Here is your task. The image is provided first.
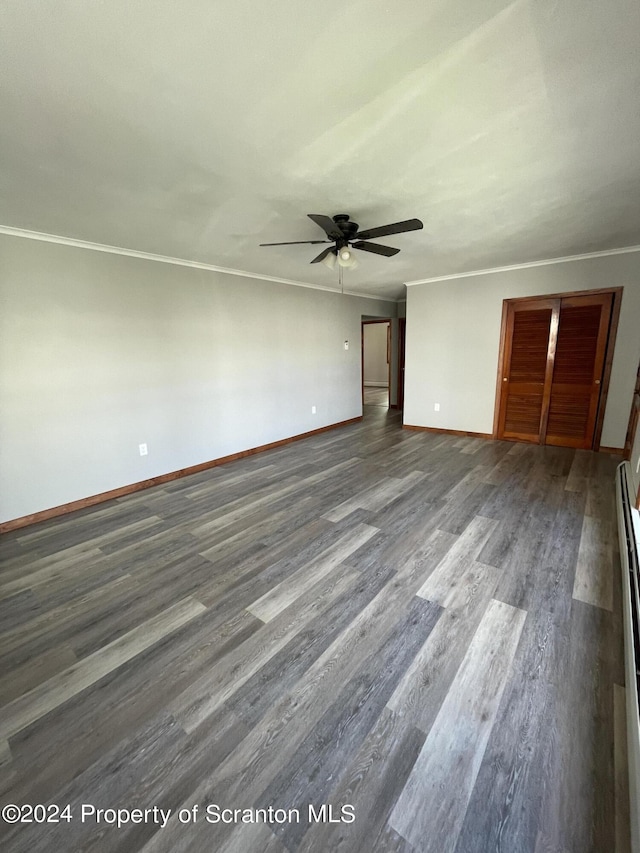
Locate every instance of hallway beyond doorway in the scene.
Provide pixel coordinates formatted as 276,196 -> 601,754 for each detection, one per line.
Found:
364,384 -> 389,407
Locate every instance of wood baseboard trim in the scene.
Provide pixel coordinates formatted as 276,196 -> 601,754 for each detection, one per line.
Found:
402,428 -> 624,456
402,424 -> 493,440
0,417 -> 363,534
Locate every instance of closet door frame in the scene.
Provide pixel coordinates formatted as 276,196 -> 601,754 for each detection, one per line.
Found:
492,287 -> 622,450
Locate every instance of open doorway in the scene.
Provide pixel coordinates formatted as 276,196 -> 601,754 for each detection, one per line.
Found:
362,320 -> 391,408
397,317 -> 406,410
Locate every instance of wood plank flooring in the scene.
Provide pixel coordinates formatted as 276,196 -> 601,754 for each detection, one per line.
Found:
363,385 -> 389,407
0,407 -> 629,853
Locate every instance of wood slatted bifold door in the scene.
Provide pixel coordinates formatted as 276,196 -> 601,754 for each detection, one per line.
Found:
497,299 -> 558,443
545,293 -> 612,448
497,291 -> 614,449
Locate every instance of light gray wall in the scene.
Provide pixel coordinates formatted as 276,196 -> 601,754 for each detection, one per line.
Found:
0,235 -> 395,523
363,322 -> 389,385
404,251 -> 640,448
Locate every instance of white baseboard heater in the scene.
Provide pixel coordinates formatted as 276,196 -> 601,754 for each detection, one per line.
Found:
616,461 -> 640,852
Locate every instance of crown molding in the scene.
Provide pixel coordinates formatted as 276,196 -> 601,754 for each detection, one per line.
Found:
404,243 -> 640,286
0,224 -> 396,303
341,287 -> 400,302
1,224 -> 634,302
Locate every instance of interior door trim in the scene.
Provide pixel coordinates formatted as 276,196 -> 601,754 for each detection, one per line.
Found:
492,287 -> 623,450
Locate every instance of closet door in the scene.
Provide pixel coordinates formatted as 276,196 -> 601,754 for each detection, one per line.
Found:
545,293 -> 613,448
497,298 -> 559,443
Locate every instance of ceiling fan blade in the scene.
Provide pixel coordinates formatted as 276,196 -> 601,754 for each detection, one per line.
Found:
307,214 -> 343,240
259,240 -> 330,246
352,241 -> 400,257
310,247 -> 335,264
355,218 -> 423,241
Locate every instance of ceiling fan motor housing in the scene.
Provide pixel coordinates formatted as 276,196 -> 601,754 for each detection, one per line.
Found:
333,214 -> 359,246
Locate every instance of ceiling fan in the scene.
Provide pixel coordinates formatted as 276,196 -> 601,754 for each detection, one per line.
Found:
259,214 -> 423,268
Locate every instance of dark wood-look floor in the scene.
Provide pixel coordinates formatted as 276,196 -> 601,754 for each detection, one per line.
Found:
0,407 -> 630,853
363,385 -> 389,407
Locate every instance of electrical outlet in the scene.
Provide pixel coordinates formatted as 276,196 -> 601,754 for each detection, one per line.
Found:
311,406 -> 317,415
139,443 -> 148,456
344,340 -> 349,350
434,403 -> 440,412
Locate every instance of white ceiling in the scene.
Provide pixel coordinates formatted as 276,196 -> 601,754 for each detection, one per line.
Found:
1,0 -> 639,300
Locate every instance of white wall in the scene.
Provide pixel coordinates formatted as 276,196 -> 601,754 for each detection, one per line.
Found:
0,235 -> 395,523
404,251 -> 640,447
363,322 -> 389,386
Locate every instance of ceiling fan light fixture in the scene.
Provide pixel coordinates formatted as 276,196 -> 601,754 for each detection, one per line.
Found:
337,247 -> 357,268
322,250 -> 337,269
